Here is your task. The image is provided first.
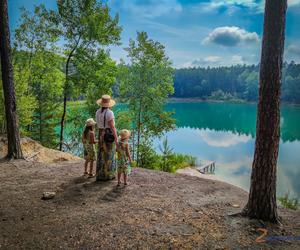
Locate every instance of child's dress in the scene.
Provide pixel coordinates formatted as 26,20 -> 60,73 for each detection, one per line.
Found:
83,131 -> 96,161
116,139 -> 131,174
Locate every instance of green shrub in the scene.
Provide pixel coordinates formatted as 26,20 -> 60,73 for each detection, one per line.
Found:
138,137 -> 196,173
279,193 -> 299,210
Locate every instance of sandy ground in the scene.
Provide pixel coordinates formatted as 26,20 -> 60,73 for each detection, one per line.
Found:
176,167 -> 219,180
0,159 -> 300,250
0,136 -> 81,163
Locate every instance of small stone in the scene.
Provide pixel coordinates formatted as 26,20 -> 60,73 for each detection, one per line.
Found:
231,204 -> 240,208
42,191 -> 56,200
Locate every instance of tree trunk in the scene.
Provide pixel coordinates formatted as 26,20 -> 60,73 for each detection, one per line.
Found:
0,0 -> 23,159
59,52 -> 72,151
242,0 -> 287,223
136,99 -> 142,167
59,42 -> 79,151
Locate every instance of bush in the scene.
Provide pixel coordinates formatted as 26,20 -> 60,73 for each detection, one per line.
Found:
279,193 -> 299,210
138,137 -> 196,173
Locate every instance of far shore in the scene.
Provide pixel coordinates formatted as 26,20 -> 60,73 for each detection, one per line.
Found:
167,97 -> 300,107
69,98 -> 300,107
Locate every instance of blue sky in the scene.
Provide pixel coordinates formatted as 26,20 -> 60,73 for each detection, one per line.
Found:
8,0 -> 300,68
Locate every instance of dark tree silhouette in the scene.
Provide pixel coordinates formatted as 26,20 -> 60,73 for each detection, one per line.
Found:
0,0 -> 23,159
242,0 -> 287,222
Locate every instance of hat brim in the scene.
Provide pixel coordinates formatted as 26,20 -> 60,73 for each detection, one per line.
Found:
86,122 -> 96,126
120,131 -> 131,139
96,99 -> 116,107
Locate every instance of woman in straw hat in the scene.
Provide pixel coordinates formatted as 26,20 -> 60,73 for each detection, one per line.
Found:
82,118 -> 98,177
116,129 -> 133,186
95,95 -> 118,181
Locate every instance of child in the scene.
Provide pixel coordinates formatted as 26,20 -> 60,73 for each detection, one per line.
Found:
116,129 -> 132,186
82,118 -> 98,177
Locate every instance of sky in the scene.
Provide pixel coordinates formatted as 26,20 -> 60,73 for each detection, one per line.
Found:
8,0 -> 300,68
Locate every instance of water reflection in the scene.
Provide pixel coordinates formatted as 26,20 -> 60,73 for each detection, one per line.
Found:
156,127 -> 300,198
166,102 -> 300,142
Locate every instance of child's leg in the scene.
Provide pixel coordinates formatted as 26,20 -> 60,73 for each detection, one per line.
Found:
89,161 -> 94,175
123,172 -> 127,185
117,172 -> 121,185
84,160 -> 88,174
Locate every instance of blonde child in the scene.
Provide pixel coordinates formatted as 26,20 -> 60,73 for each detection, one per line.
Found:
82,118 -> 98,177
116,129 -> 132,186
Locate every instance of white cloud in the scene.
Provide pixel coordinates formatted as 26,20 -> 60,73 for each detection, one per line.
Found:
285,43 -> 300,63
287,44 -> 300,56
196,0 -> 300,13
198,129 -> 251,147
189,56 -> 222,66
203,26 -> 259,47
183,54 -> 248,67
289,0 -> 300,6
231,55 -> 245,64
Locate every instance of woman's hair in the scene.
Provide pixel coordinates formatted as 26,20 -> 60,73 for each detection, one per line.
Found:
83,125 -> 93,140
101,107 -> 108,113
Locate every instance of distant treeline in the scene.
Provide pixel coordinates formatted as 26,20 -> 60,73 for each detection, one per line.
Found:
173,62 -> 300,103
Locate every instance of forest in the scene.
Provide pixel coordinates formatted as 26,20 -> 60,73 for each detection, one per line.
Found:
173,62 -> 300,103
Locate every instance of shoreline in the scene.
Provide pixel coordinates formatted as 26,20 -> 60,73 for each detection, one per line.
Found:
167,97 -> 300,107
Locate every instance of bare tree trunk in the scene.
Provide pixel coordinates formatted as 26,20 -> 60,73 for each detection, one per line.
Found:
59,40 -> 79,151
59,51 -> 72,151
0,0 -> 23,159
136,99 -> 142,166
242,0 -> 287,223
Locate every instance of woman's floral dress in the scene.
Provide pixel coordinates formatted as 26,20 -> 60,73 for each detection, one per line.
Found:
96,129 -> 116,181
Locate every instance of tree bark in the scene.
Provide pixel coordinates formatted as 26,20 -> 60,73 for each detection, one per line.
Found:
242,0 -> 287,223
59,38 -> 80,151
0,0 -> 23,159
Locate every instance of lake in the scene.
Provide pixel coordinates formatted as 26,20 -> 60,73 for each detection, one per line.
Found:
66,101 -> 300,198
155,102 -> 300,198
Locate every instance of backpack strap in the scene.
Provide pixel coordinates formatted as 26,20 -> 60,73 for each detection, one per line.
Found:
103,109 -> 108,128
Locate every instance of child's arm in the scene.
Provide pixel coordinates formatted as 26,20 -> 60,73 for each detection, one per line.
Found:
89,131 -> 98,144
126,144 -> 132,162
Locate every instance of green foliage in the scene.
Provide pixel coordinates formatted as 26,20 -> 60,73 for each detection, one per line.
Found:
138,138 -> 196,173
53,0 -> 122,148
4,1 -> 121,150
118,32 -> 175,165
279,193 -> 299,210
12,6 -> 63,146
73,48 -> 117,116
173,62 -> 300,103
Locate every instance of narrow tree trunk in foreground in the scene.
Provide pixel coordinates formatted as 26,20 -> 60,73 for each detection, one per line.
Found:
242,0 -> 287,223
0,0 -> 23,159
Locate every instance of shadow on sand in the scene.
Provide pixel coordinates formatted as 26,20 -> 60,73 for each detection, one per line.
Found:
54,175 -> 126,205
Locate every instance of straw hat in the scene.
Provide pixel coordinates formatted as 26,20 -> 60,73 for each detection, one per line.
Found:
96,94 -> 116,107
120,129 -> 131,139
86,118 -> 96,127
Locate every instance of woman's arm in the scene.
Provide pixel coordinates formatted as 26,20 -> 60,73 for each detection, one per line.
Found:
108,119 -> 119,148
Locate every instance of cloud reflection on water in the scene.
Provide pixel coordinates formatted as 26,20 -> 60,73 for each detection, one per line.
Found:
156,127 -> 300,198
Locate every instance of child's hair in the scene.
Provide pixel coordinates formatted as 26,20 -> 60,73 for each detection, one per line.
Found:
83,125 -> 93,140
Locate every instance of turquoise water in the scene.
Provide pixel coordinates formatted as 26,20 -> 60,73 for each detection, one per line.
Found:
157,102 -> 300,198
66,101 -> 300,198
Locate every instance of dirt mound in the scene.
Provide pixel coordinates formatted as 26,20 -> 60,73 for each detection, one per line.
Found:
0,136 -> 81,163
